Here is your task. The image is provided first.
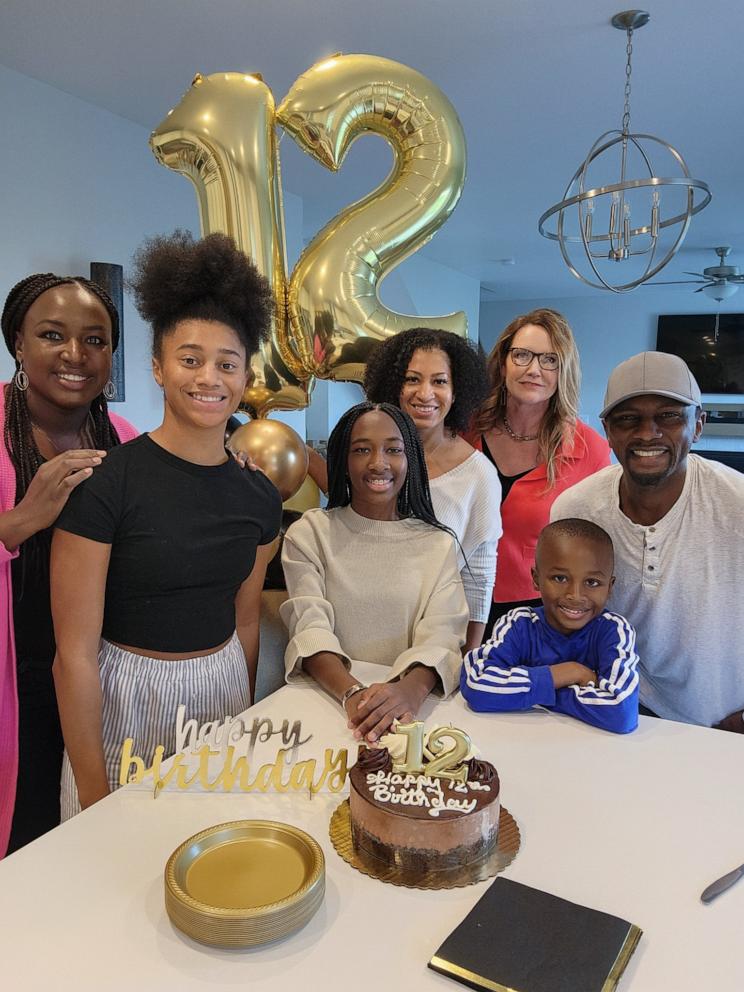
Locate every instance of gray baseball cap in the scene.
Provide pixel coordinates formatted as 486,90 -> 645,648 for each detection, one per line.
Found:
600,351 -> 702,420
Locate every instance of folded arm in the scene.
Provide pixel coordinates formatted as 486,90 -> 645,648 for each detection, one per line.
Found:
461,611 -> 559,712
552,614 -> 639,734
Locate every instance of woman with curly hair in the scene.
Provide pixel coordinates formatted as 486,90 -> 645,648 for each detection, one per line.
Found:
0,272 -> 137,854
281,402 -> 467,742
51,232 -> 282,816
363,328 -> 501,651
468,309 -> 610,628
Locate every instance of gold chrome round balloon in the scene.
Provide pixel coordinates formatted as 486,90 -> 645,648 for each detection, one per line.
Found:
150,72 -> 312,416
277,54 -> 468,383
227,420 -> 309,501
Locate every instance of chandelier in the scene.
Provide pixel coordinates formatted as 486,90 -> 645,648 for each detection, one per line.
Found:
538,10 -> 711,293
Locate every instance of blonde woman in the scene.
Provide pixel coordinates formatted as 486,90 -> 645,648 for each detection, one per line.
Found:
468,309 -> 610,628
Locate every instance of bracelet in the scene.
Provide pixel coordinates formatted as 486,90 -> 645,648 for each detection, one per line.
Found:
340,683 -> 366,711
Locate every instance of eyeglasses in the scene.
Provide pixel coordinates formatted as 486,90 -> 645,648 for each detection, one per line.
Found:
508,347 -> 560,371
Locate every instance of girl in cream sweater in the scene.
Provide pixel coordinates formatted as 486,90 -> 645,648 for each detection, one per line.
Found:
281,402 -> 468,743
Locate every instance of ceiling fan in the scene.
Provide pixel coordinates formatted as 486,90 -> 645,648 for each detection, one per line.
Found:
648,246 -> 744,301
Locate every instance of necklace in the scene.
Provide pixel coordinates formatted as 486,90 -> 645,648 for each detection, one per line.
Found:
423,431 -> 456,477
502,416 -> 539,443
423,434 -> 448,461
31,414 -> 94,455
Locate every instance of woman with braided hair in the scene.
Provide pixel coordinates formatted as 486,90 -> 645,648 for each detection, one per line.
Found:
281,401 -> 468,743
51,232 -> 282,817
0,273 -> 137,854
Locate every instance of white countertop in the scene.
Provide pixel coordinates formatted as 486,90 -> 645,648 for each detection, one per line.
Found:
1,663 -> 743,991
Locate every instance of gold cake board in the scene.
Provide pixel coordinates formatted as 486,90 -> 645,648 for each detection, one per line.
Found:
329,800 -> 520,890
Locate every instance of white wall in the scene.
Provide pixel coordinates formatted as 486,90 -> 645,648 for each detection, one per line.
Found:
0,64 -> 197,430
305,253 -> 482,441
1,63 -> 476,442
0,64 -> 305,435
479,290 -> 744,452
381,254 -> 481,344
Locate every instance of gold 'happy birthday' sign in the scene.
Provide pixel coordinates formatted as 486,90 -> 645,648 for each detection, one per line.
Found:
118,709 -> 348,797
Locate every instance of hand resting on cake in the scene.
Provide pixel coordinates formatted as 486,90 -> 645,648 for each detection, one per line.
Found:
348,666 -> 438,742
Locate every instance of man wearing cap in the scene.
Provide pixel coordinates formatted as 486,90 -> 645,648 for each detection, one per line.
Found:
551,351 -> 744,731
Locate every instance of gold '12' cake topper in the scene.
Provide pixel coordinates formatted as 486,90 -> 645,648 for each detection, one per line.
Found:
391,722 -> 472,784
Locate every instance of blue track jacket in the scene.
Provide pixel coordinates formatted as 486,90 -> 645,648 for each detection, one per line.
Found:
461,607 -> 639,734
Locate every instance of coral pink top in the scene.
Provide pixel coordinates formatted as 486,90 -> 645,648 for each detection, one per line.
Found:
0,384 -> 137,856
468,420 -> 611,603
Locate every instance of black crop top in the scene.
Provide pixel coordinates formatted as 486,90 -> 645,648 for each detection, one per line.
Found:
56,434 -> 282,652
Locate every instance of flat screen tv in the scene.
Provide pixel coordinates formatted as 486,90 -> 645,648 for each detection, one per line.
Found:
656,314 -> 744,394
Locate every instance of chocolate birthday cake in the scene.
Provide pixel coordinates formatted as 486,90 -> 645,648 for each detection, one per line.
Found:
348,745 -> 500,871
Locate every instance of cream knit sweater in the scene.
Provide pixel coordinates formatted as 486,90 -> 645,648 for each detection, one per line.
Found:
280,506 -> 468,696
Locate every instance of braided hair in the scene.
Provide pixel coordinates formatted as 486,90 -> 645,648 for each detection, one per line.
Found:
1,272 -> 123,575
326,402 -> 454,538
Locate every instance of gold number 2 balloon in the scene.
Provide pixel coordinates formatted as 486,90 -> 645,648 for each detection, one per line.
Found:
150,72 -> 311,417
277,54 -> 467,383
150,57 -> 467,395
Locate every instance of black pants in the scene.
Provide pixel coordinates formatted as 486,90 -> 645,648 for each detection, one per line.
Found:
638,703 -> 659,719
487,597 -> 542,634
6,667 -> 63,854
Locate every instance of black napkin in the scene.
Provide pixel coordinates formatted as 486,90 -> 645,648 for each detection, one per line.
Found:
429,877 -> 642,992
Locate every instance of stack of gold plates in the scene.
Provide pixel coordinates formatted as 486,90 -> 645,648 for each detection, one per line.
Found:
165,820 -> 325,947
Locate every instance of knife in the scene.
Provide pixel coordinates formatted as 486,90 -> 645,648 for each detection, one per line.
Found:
700,863 -> 744,904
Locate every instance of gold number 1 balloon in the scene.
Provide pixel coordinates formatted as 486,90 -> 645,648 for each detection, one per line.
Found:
149,72 -> 311,417
150,58 -> 467,392
277,54 -> 468,382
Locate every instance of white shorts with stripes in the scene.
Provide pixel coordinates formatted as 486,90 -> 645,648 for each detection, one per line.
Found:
60,632 -> 250,821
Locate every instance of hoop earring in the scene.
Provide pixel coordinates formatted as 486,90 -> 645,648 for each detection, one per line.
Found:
103,380 -> 116,401
14,363 -> 29,392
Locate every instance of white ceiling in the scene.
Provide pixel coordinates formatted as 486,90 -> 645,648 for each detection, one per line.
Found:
2,0 -> 743,299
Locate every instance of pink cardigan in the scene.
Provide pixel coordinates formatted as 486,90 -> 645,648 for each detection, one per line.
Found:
0,385 -> 137,856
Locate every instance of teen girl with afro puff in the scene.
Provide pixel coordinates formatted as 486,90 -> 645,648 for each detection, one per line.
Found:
51,231 -> 282,816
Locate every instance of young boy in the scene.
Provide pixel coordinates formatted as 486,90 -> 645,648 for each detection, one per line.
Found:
461,518 -> 639,734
